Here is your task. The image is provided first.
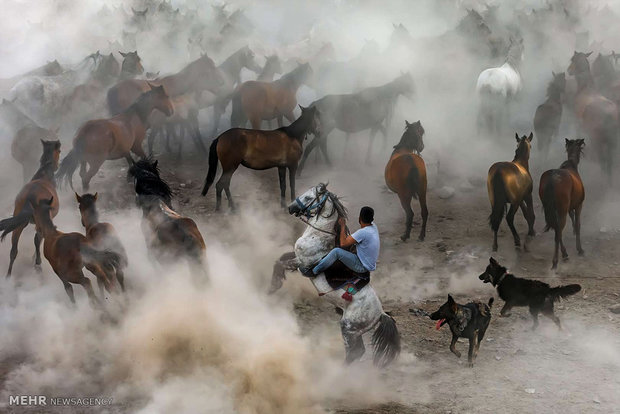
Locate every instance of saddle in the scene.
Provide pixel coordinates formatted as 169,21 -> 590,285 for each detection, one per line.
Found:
323,260 -> 370,291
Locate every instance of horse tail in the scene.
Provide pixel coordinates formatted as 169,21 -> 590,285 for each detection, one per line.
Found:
406,157 -> 420,200
201,138 -> 219,196
56,146 -> 82,190
371,313 -> 401,368
0,206 -> 33,241
106,86 -> 121,116
541,174 -> 558,233
80,244 -> 122,270
488,172 -> 507,231
230,91 -> 246,128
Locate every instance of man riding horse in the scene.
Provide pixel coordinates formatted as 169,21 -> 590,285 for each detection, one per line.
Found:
301,206 -> 380,277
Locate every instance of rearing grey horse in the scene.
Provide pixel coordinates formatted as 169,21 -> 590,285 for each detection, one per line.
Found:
270,183 -> 401,367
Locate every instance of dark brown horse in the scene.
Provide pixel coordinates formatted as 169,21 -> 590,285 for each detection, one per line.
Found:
384,121 -> 428,241
298,72 -> 415,172
106,53 -> 224,115
31,197 -> 120,306
230,63 -> 313,129
12,125 -> 59,182
0,140 -> 60,276
76,192 -> 128,292
539,139 -> 585,269
487,133 -> 535,251
118,51 -> 144,79
129,159 -> 207,274
57,84 -> 174,191
567,51 -> 618,181
202,105 -> 321,211
534,72 -> 565,162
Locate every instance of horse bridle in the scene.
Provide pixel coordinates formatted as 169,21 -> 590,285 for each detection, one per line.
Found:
294,188 -> 337,235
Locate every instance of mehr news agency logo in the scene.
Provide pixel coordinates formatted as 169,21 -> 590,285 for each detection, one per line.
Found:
8,395 -> 113,407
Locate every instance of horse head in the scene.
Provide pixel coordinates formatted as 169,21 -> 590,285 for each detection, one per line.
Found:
40,139 -> 61,172
514,132 -> 533,161
299,105 -> 322,138
241,46 -> 261,73
395,120 -> 425,154
119,50 -> 144,76
567,51 -> 592,76
147,82 -> 173,116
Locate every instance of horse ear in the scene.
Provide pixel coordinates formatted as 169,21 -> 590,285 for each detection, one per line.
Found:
119,51 -> 127,57
552,70 -> 556,77
515,133 -> 519,142
40,139 -> 45,145
527,132 -> 533,142
48,196 -> 54,205
146,81 -> 155,90
54,141 -> 61,150
565,138 -> 570,146
585,51 -> 593,57
75,192 -> 81,203
94,192 -> 98,201
405,120 -> 410,127
153,160 -> 158,168
298,104 -> 306,111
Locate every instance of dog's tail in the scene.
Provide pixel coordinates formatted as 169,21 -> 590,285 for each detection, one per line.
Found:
201,137 -> 219,196
548,284 -> 581,302
488,172 -> 507,231
371,313 -> 401,368
488,297 -> 494,308
541,175 -> 559,233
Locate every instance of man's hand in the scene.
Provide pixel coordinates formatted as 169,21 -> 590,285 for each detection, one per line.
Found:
338,216 -> 346,228
338,216 -> 357,248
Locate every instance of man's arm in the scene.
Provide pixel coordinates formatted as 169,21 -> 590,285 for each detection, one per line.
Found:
338,217 -> 357,248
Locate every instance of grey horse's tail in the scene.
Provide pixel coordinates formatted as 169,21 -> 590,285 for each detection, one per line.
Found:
371,313 -> 401,367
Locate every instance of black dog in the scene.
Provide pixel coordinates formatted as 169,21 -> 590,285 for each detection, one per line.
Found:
479,257 -> 581,329
430,294 -> 494,367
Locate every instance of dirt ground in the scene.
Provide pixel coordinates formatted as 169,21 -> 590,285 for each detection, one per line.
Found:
0,134 -> 619,413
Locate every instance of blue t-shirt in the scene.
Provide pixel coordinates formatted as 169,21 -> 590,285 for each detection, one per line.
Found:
351,223 -> 380,271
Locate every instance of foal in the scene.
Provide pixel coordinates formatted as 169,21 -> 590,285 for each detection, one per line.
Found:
539,139 -> 586,269
76,192 -> 128,291
31,197 -> 120,306
487,133 -> 535,251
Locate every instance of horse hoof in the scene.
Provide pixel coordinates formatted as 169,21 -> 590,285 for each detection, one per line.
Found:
551,263 -> 558,270
417,236 -> 425,242
400,235 -> 409,242
562,255 -> 569,261
34,264 -> 42,273
528,231 -> 536,237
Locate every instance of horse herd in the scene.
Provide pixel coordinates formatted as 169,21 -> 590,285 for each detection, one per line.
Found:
0,2 -> 615,369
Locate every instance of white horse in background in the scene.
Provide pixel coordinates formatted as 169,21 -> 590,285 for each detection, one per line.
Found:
269,183 -> 400,367
476,37 -> 524,135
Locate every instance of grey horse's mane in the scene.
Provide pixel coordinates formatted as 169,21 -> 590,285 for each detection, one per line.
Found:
316,183 -> 348,219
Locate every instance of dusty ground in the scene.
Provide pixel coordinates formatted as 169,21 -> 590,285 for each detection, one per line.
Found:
0,133 -> 619,413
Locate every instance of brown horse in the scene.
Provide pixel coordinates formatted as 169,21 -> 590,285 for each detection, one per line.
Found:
487,133 -> 535,251
31,197 -> 120,306
230,63 -> 313,129
57,83 -> 174,191
539,139 -> 586,269
202,105 -> 321,211
12,125 -> 59,182
567,51 -> 618,181
534,72 -> 565,162
128,159 -> 207,275
76,192 -> 128,292
384,120 -> 428,241
0,140 -> 60,277
106,53 -> 224,115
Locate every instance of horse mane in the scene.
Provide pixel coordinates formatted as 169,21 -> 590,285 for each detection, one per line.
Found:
513,140 -> 529,162
128,158 -> 173,208
327,192 -> 348,219
393,124 -> 424,152
32,141 -> 59,181
278,108 -> 314,140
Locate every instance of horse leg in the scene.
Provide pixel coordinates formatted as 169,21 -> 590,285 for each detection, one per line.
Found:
365,127 -> 378,164
131,139 -> 148,160
62,280 -> 76,305
418,192 -> 429,242
319,137 -> 331,167
77,271 -> 101,308
523,193 -> 536,237
269,251 -> 298,294
124,154 -> 135,166
343,133 -> 351,158
147,128 -> 158,156
176,124 -> 185,160
7,223 -> 26,277
34,231 -> 42,271
569,210 -> 576,234
398,193 -> 414,241
341,318 -> 366,364
277,115 -> 283,128
575,205 -> 584,256
379,124 -> 388,150
278,167 -> 287,207
551,225 -> 561,270
298,137 -> 320,175
288,164 -> 297,201
82,158 -> 104,192
216,166 -> 238,212
505,203 -> 521,248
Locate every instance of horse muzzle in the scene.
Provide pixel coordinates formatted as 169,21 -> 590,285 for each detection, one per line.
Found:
288,204 -> 301,216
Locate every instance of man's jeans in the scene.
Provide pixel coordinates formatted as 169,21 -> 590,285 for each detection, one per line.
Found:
312,248 -> 367,275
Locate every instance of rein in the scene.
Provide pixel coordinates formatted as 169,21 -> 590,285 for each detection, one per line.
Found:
294,192 -> 337,235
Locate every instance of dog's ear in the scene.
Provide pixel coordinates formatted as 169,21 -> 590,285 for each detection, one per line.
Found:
489,257 -> 498,266
448,295 -> 457,313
